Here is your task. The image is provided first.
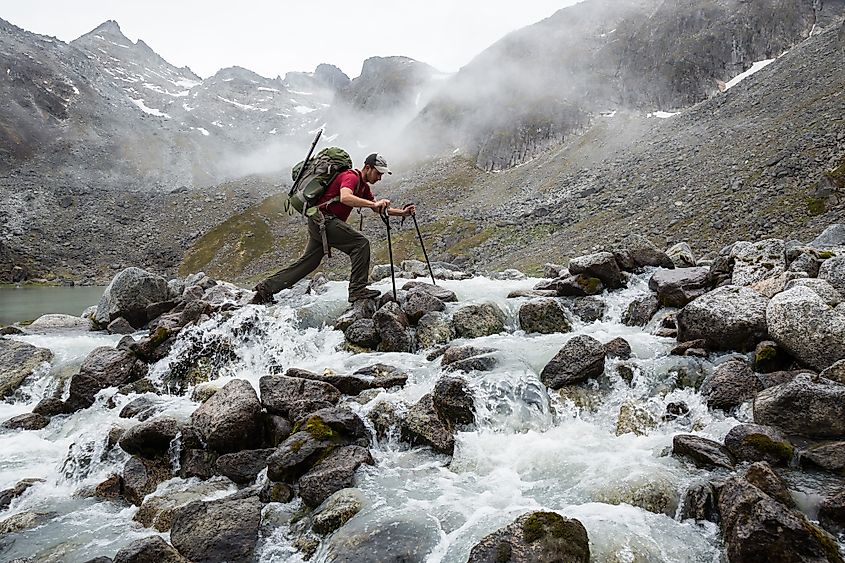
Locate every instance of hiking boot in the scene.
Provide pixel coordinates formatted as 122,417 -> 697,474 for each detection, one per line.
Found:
348,288 -> 381,303
249,291 -> 274,305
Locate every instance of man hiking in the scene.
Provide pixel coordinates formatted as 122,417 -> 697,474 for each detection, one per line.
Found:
250,153 -> 415,304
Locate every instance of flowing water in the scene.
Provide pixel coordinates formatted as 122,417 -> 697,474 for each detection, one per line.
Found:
0,273 -> 749,562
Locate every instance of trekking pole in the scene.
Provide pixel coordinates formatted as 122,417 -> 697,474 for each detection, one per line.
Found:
380,209 -> 398,301
403,203 -> 436,286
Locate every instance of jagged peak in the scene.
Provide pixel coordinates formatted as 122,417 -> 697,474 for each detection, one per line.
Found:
211,66 -> 271,82
73,19 -> 131,45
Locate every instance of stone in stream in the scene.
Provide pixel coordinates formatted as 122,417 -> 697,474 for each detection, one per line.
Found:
622,294 -> 660,327
819,489 -> 845,535
723,424 -> 794,466
2,412 -> 50,430
676,285 -> 769,352
648,266 -> 711,307
0,478 -> 44,511
189,379 -> 263,454
170,495 -> 263,563
699,359 -> 762,410
415,311 -> 454,348
95,267 -> 171,328
400,394 -> 455,455
432,376 -> 475,427
0,339 -> 53,398
118,416 -> 180,459
680,481 -> 719,522
122,456 -> 172,506
672,435 -> 735,470
559,295 -> 607,323
603,337 -> 631,360
800,442 -> 845,474
451,302 -> 506,338
568,251 -> 625,289
322,510 -> 443,563
754,374 -> 845,438
518,298 -> 572,334
134,477 -> 235,532
373,301 -> 415,352
466,511 -> 590,563
441,345 -> 498,373
401,288 -> 446,324
666,242 -> 696,268
215,448 -> 276,484
311,488 -> 367,535
540,335 -> 606,389
610,234 -> 674,271
298,446 -> 375,508
112,535 -> 187,563
344,318 -> 380,349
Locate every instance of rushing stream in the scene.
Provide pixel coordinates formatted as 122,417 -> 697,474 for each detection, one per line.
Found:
0,272 -> 757,562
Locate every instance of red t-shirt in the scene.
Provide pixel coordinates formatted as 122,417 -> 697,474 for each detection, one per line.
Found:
317,169 -> 374,221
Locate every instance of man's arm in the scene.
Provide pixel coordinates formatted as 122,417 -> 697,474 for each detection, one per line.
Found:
339,188 -> 389,211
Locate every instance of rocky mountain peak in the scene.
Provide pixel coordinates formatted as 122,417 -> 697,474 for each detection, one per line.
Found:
314,63 -> 351,91
82,20 -> 130,43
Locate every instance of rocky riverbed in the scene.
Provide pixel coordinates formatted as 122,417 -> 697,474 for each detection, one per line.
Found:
1,224 -> 844,562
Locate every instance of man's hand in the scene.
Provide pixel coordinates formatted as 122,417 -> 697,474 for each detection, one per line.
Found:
402,204 -> 416,217
372,198 -> 391,212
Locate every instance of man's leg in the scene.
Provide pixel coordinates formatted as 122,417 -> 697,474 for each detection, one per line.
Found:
324,218 -> 376,300
252,220 -> 323,302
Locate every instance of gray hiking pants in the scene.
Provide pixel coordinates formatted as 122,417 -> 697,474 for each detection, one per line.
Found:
253,216 -> 370,299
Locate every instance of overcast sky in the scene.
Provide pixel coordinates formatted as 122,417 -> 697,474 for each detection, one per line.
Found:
3,1 -> 582,79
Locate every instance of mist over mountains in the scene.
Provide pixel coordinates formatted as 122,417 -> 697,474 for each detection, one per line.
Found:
1,0 -> 844,284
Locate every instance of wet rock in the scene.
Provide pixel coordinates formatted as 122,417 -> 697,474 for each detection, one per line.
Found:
718,469 -> 841,563
507,289 -> 558,299
666,242 -> 696,268
401,280 -> 458,302
0,510 -> 56,536
452,303 -> 506,338
649,267 -> 710,307
298,446 -> 375,508
170,495 -> 262,563
757,369 -> 810,389
681,481 -> 719,522
518,298 -> 571,334
555,274 -> 604,297
335,299 -> 377,332
266,431 -> 336,484
433,376 -> 475,427
135,478 -> 235,532
2,412 -> 49,430
467,511 -> 590,563
189,379 -> 263,454
26,313 -> 92,333
800,442 -> 845,474
766,286 -> 845,371
670,339 -> 707,356
676,285 -> 768,351
259,481 -> 293,503
540,335 -> 606,389
568,251 -> 624,289
344,319 -> 380,349
311,488 -> 366,535
373,302 -> 415,352
753,340 -> 791,373
353,363 -> 409,389
699,360 -> 762,410
112,535 -> 187,563
819,255 -> 845,294
119,416 -> 180,459
603,337 -> 631,360
122,456 -> 172,506
754,374 -> 845,438
558,386 -> 605,411
819,490 -> 845,535
415,311 -> 454,348
322,510 -> 442,563
730,239 -> 786,286
560,296 -> 607,323
672,434 -> 735,469
400,394 -> 455,455
79,346 -> 147,389
263,414 -> 292,447
401,289 -> 445,324
118,397 -> 158,422
107,317 -> 136,335
744,461 -> 794,508
367,400 -> 400,439
118,378 -> 158,396
441,345 -> 497,373
95,267 -> 170,328
0,478 -> 43,511
215,449 -> 275,484
622,294 -> 660,326
260,375 -> 341,421
92,474 -> 122,499
190,383 -> 220,403
724,424 -> 794,466
663,401 -> 690,421
285,367 -> 372,396
0,339 -> 53,398
615,401 -> 657,436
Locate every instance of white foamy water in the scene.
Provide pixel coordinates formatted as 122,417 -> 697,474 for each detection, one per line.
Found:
1,274 -> 745,561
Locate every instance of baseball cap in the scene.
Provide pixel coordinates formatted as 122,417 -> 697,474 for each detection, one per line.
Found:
365,153 -> 392,175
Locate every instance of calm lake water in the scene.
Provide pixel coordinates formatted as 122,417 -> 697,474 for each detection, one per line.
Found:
0,286 -> 106,325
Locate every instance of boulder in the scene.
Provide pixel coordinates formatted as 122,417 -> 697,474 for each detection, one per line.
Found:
95,267 -> 170,328
820,360 -> 845,385
784,278 -> 843,308
441,345 -> 497,373
699,360 -> 762,410
215,449 -> 275,484
189,379 -> 263,453
819,255 -> 845,294
123,456 -> 172,506
285,367 -> 372,396
672,434 -> 735,469
119,416 -> 180,459
559,296 -> 607,323
610,234 -> 674,271
170,495 -> 262,563
820,489 -> 845,535
372,301 -> 415,353
730,239 -> 786,287
622,294 -> 660,326
743,461 -> 795,508
788,252 -> 823,277
401,289 -> 445,324
467,511 -> 590,563
135,478 -> 235,531
400,394 -> 455,455
452,303 -> 506,338
800,442 -> 845,474
811,224 -> 845,248
401,280 -> 458,302
432,376 -> 475,427
322,510 -> 443,563
112,535 -> 187,563
568,251 -> 624,289
0,339 -> 53,398
518,298 -> 571,334
680,481 -> 719,522
540,335 -> 606,389
311,488 -> 367,535
754,374 -> 845,438
0,478 -> 43,511
335,299 -> 377,332
26,314 -> 92,333
603,337 -> 631,360
119,396 -> 161,421
767,286 -> 845,370
676,285 -> 768,351
415,311 -> 454,348
666,242 -> 697,268
353,363 -> 409,389
2,412 -> 50,430
718,470 -> 842,563
555,274 -> 604,297
259,375 -> 341,422
648,267 -> 710,307
724,424 -> 794,466
345,319 -> 380,349
79,346 -> 147,388
298,446 -> 375,508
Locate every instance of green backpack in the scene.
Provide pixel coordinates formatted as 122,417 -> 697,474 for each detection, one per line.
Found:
287,147 -> 354,217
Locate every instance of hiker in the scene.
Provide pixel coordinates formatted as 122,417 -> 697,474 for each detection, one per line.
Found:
250,153 -> 416,304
